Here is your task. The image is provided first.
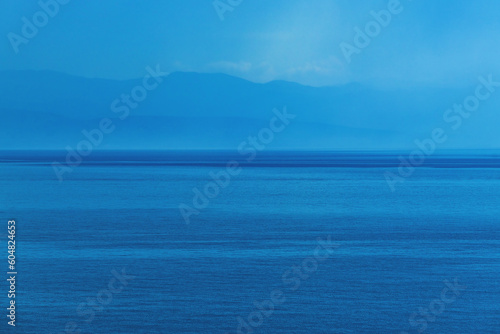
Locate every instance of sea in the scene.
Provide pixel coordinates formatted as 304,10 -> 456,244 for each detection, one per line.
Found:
0,151 -> 498,333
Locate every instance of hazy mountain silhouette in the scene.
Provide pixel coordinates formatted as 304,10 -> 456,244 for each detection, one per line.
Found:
1,70 -> 499,150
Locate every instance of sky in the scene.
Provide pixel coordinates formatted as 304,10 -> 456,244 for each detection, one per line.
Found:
1,0 -> 499,87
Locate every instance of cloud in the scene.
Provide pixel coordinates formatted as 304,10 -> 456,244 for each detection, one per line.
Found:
205,57 -> 349,87
208,61 -> 252,73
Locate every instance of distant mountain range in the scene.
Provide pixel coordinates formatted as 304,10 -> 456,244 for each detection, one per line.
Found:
1,70 -> 499,150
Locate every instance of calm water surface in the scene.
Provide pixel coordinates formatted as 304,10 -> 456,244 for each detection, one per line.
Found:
0,152 -> 499,333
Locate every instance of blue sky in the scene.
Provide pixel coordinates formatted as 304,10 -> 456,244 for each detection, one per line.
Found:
1,0 -> 499,87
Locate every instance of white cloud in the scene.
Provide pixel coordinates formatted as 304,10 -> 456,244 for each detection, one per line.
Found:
204,56 -> 349,87
208,61 -> 252,73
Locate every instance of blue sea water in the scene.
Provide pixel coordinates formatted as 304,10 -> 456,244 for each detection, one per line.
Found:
0,151 -> 499,333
